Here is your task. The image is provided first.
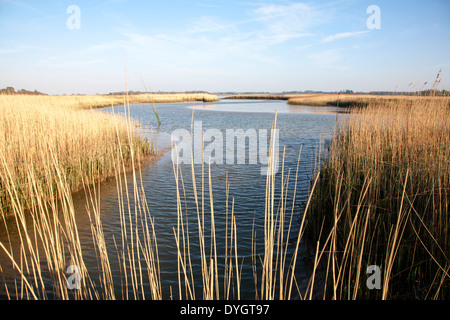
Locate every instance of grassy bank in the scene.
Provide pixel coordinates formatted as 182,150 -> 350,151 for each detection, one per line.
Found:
224,94 -> 291,100
0,93 -> 220,110
0,93 -> 160,299
224,93 -> 450,111
287,93 -> 450,108
306,96 -> 450,299
287,94 -> 365,107
0,94 -> 155,217
129,92 -> 219,104
84,92 -> 219,108
224,93 -> 372,106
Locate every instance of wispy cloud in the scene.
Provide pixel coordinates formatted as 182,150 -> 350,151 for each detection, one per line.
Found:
322,31 -> 369,44
251,2 -> 322,34
87,2 -> 323,67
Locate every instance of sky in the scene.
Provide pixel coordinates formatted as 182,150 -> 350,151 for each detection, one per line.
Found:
0,0 -> 449,94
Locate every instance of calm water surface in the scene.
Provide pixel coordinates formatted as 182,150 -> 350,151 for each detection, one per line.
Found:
0,99 -> 346,299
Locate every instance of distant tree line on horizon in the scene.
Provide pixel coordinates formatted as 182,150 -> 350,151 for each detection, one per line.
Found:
1,86 -> 448,97
0,87 -> 47,95
218,89 -> 450,96
280,89 -> 450,96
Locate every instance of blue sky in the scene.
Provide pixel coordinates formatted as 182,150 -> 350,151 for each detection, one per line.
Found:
0,0 -> 449,94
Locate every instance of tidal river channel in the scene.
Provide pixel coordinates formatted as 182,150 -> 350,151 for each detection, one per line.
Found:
1,98 -> 347,299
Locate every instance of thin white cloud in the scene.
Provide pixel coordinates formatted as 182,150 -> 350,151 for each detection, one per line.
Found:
87,3 -> 321,67
295,30 -> 370,52
252,2 -> 322,33
322,31 -> 369,44
79,2 -> 328,71
181,3 -> 322,63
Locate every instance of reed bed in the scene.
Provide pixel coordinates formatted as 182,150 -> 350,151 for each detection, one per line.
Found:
287,94 -> 363,107
98,93 -> 219,107
0,95 -> 160,299
1,91 -> 448,300
287,93 -> 450,108
127,93 -> 219,104
0,94 -> 153,216
306,96 -> 450,299
225,92 -> 450,110
0,93 -> 218,110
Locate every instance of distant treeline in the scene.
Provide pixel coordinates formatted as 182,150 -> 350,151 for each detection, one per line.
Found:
1,86 -> 448,97
357,90 -> 449,96
0,87 -> 47,95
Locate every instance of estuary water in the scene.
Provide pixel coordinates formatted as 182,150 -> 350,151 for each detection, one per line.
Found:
0,98 -> 346,299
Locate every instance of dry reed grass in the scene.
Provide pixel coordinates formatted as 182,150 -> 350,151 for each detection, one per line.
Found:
127,93 -> 219,104
0,93 -> 159,299
287,93 -> 450,109
79,93 -> 219,108
1,91 -> 448,300
306,96 -> 450,299
0,93 -> 218,110
0,94 -> 153,217
226,92 -> 450,110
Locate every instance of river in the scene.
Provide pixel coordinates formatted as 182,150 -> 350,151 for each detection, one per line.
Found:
0,98 -> 346,300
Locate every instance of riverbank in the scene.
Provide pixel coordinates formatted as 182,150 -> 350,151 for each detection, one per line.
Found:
75,93 -> 219,109
0,94 -> 157,218
304,96 -> 450,299
0,92 -> 219,110
287,93 -> 450,108
224,93 -> 450,110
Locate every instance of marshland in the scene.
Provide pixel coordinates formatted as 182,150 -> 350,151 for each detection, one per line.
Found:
1,0 -> 449,303
0,91 -> 448,300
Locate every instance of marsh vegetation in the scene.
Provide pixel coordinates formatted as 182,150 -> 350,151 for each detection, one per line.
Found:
306,96 -> 450,299
0,93 -> 448,300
